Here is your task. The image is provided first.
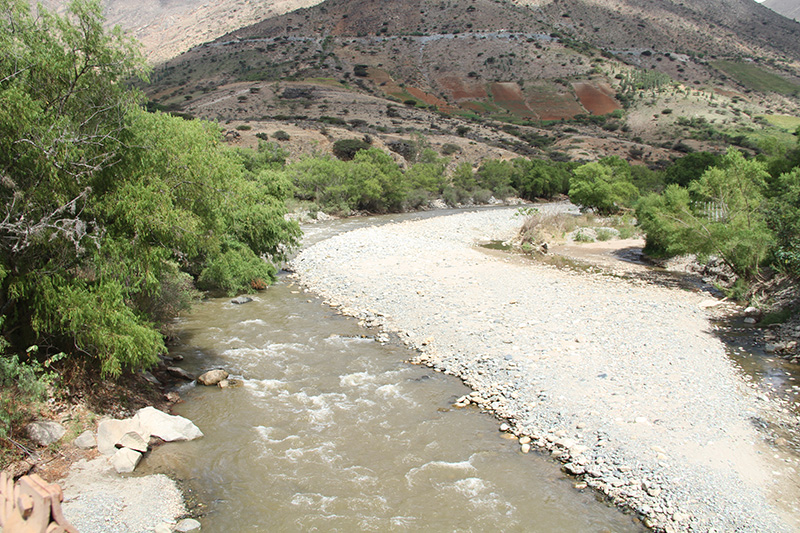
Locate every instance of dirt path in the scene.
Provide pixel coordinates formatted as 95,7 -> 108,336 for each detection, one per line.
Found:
291,207 -> 800,532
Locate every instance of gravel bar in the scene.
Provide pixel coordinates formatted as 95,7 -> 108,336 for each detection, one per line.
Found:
290,206 -> 799,532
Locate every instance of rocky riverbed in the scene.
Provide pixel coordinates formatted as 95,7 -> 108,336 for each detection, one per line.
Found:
290,206 -> 800,532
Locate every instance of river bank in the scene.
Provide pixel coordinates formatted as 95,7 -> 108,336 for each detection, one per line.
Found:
290,206 -> 800,532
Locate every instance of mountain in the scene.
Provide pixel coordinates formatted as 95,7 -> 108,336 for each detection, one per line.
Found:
35,0 -> 322,63
143,0 -> 800,166
764,0 -> 800,21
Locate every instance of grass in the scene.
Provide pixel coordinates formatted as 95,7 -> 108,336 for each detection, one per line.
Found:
518,211 -> 639,247
759,114 -> 800,132
712,61 -> 800,96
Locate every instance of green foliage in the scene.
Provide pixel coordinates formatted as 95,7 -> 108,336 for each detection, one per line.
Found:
333,138 -> 372,161
273,130 -> 290,141
664,152 -> 721,187
511,158 -> 571,200
476,159 -> 515,196
0,0 -> 299,378
766,167 -> 800,276
637,149 -> 775,279
712,61 -> 800,96
0,330 -> 53,439
569,157 -> 639,215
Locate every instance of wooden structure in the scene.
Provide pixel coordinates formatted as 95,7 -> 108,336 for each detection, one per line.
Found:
0,473 -> 77,533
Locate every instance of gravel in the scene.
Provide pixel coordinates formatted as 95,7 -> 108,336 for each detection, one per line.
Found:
290,206 -> 800,532
60,457 -> 185,533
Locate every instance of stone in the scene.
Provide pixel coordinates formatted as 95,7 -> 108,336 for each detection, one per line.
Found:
518,436 -> 531,445
231,296 -> 253,305
744,306 -> 760,317
134,406 -> 203,442
155,524 -> 173,533
97,418 -> 149,456
117,431 -> 149,453
74,430 -> 97,449
111,447 -> 142,474
167,366 -> 195,381
744,317 -> 757,324
499,423 -> 510,432
26,421 -> 66,446
218,379 -> 229,389
520,443 -> 531,453
165,391 -> 181,403
140,371 -> 161,385
765,343 -> 778,353
197,369 -> 229,386
174,518 -> 202,531
563,462 -> 585,475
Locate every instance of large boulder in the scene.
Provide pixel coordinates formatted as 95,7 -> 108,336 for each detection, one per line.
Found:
111,447 -> 142,474
26,421 -> 66,446
197,369 -> 229,386
97,418 -> 149,456
133,407 -> 203,442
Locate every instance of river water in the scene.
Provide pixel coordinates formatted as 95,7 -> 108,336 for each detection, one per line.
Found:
140,208 -> 798,531
141,209 -> 643,532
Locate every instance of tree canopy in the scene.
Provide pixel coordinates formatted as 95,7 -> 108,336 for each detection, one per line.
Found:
0,0 -> 299,378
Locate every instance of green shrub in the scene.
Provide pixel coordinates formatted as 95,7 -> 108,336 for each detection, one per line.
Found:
236,124 -> 252,131
333,138 -> 372,161
569,157 -> 639,215
441,143 -> 461,156
273,130 -> 290,141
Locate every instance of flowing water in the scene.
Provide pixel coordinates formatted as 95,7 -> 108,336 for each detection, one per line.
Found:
141,277 -> 642,532
139,207 -> 796,531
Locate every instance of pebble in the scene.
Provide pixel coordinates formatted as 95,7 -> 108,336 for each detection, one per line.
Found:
290,207 -> 793,533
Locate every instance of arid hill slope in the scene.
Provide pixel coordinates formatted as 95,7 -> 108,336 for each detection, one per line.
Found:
764,0 -> 800,22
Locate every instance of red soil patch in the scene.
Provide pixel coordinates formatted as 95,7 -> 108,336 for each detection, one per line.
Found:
491,82 -> 535,118
438,76 -> 487,100
406,87 -> 448,107
524,85 -> 583,120
572,82 -> 621,115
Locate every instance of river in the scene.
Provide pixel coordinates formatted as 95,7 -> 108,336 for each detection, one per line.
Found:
139,208 -> 645,531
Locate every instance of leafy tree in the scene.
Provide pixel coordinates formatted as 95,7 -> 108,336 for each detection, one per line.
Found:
0,0 -> 298,377
569,157 -> 639,215
511,158 -> 571,200
663,151 -> 721,187
476,159 -> 515,197
637,148 -> 773,279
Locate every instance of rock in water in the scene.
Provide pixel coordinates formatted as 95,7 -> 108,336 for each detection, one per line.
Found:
134,406 -> 203,442
26,421 -> 66,446
174,518 -> 202,531
118,431 -> 149,453
167,366 -> 195,381
197,369 -> 229,386
231,296 -> 253,305
112,447 -> 142,473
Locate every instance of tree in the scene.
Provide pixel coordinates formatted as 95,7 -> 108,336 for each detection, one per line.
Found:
637,148 -> 773,280
0,0 -> 299,377
569,157 -> 639,215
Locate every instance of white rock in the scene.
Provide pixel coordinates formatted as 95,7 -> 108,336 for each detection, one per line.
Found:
97,418 -> 149,456
197,369 -> 229,386
174,518 -> 202,532
155,524 -> 173,533
134,406 -> 203,442
118,431 -> 149,453
74,430 -> 97,449
111,447 -> 142,474
26,421 -> 66,446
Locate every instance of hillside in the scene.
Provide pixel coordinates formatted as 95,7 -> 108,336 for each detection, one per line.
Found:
35,0 -> 322,63
764,0 -> 800,21
143,0 -> 800,169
